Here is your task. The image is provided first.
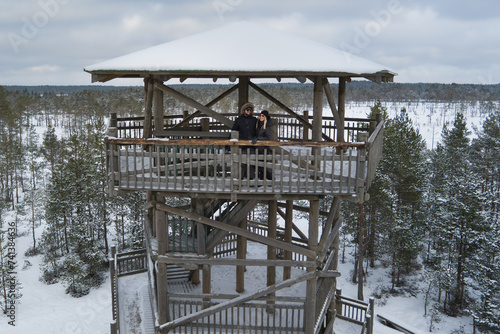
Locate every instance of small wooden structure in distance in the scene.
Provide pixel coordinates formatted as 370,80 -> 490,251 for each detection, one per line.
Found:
85,21 -> 395,334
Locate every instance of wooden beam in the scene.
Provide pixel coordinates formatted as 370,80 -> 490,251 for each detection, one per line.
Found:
205,200 -> 258,252
249,81 -> 334,142
155,203 -> 316,259
170,84 -> 238,129
158,255 -> 316,268
320,216 -> 343,261
159,272 -> 315,332
277,207 -> 309,242
317,197 -> 341,258
155,81 -> 234,128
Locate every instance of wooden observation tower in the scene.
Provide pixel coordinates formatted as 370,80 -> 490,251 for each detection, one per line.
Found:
85,22 -> 395,334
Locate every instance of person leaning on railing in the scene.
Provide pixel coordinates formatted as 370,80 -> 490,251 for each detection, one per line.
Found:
231,102 -> 257,179
255,110 -> 274,180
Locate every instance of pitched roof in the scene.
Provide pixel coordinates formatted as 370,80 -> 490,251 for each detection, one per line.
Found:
84,21 -> 395,82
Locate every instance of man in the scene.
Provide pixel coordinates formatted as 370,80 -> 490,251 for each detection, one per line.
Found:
231,102 -> 257,178
232,102 -> 257,140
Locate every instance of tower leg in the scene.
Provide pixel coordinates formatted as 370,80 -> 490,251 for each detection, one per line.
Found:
267,200 -> 277,311
305,199 -> 319,333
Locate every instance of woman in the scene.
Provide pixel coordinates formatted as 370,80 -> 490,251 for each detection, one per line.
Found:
256,110 -> 274,180
256,110 -> 274,141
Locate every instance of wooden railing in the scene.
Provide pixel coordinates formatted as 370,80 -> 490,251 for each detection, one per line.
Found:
107,113 -> 383,199
116,249 -> 148,276
106,139 -> 370,198
335,289 -> 375,334
114,113 -> 373,144
167,295 -> 306,333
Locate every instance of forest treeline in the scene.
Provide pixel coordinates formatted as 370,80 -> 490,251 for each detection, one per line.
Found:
3,81 -> 500,115
0,84 -> 499,332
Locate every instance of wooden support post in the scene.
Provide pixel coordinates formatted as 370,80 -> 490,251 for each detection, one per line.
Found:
283,200 -> 293,280
312,77 -> 323,158
153,86 -> 164,133
338,77 -> 346,140
147,192 -> 155,236
336,77 -> 347,154
368,297 -> 375,334
305,199 -> 319,333
108,112 -> 118,137
194,198 -> 211,309
335,288 -> 342,318
238,76 -> 249,111
236,217 -> 247,293
302,110 -> 309,141
156,195 -> 168,323
200,118 -> 210,132
143,78 -> 154,139
267,200 -> 277,311
191,199 -> 200,284
202,264 -> 211,308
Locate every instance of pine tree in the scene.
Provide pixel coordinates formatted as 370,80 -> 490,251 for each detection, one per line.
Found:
468,109 -> 500,331
431,112 -> 487,316
381,108 -> 427,289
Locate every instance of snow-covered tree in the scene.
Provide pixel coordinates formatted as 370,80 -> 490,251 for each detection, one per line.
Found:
430,112 -> 487,316
380,107 -> 428,290
468,108 -> 500,331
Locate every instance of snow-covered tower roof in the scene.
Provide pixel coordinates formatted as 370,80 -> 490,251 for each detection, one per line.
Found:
84,21 -> 395,83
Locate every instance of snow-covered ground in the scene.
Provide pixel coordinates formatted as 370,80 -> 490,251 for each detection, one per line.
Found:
345,100 -> 493,150
1,100 -> 489,333
0,212 -> 111,334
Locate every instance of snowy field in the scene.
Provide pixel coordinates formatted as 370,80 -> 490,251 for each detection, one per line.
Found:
345,100 -> 493,150
0,100 -> 491,333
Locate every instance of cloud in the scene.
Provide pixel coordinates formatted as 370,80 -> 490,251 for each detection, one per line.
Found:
28,65 -> 60,73
0,0 -> 499,85
122,15 -> 142,32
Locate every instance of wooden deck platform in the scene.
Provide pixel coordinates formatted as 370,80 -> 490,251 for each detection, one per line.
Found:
106,140 -> 377,201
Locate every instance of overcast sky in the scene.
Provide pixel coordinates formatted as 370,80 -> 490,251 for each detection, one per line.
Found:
1,0 -> 499,86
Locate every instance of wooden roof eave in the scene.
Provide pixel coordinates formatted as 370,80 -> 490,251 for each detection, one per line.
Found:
86,69 -> 395,83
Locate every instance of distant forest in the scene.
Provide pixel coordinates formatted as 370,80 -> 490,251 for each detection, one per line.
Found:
4,81 -> 500,104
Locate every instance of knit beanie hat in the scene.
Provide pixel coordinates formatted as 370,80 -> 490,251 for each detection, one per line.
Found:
260,110 -> 270,120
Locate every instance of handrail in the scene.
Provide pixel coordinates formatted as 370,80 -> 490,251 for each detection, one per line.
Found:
335,289 -> 375,334
106,140 -> 368,199
107,137 -> 366,148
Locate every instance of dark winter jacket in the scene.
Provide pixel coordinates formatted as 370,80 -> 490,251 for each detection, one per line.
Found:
256,118 -> 274,141
231,102 -> 257,140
